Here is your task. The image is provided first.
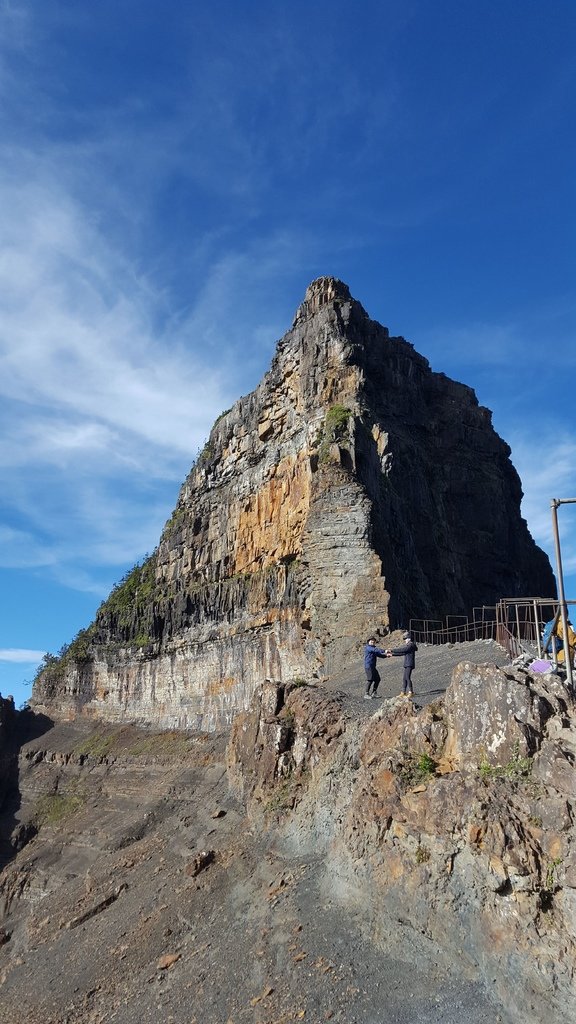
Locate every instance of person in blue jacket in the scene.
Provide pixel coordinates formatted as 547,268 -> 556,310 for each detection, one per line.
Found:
363,637 -> 388,699
386,631 -> 418,697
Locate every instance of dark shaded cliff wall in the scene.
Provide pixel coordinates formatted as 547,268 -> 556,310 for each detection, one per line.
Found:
340,300 -> 554,622
0,697 -> 17,816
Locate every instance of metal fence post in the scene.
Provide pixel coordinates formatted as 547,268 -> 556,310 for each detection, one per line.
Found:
551,498 -> 575,697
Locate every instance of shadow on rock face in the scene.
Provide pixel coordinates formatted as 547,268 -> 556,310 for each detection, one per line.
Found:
13,707 -> 54,745
0,703 -> 54,869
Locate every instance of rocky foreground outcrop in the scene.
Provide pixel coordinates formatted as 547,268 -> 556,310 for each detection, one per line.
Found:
33,277 -> 555,729
228,664 -> 576,1022
1,658 -> 575,1022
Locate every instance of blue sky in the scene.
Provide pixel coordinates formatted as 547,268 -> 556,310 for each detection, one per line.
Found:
1,0 -> 575,707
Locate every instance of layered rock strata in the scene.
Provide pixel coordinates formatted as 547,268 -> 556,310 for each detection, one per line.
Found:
33,277 -> 555,728
228,664 -> 576,1023
0,695 -> 516,1024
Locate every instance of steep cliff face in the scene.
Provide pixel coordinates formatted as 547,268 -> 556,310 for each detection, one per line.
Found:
0,698 -> 17,826
228,665 -> 576,1023
32,277 -> 555,728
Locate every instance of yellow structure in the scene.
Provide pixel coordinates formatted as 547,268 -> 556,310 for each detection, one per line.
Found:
557,618 -> 576,665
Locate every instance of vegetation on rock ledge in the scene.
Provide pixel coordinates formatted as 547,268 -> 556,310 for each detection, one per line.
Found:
34,789 -> 85,826
34,557 -> 159,690
478,743 -> 532,782
33,624 -> 97,689
98,555 -> 157,629
318,404 -> 352,464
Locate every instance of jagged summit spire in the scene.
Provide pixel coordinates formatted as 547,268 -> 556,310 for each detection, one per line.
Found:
293,276 -> 367,326
304,276 -> 351,305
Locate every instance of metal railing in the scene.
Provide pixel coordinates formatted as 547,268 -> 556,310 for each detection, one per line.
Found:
408,613 -> 498,646
409,597 -> 575,658
495,622 -> 533,662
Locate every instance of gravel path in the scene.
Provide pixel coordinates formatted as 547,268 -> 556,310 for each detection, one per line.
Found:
324,638 -> 511,712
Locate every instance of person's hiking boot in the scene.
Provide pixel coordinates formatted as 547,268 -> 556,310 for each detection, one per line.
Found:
407,691 -> 414,699
364,693 -> 372,700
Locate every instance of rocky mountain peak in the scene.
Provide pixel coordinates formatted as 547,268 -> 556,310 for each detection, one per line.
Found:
32,279 -> 555,730
305,275 -> 350,304
292,275 -> 367,327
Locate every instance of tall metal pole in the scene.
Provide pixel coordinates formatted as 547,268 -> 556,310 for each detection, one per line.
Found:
533,599 -> 542,657
551,498 -> 575,696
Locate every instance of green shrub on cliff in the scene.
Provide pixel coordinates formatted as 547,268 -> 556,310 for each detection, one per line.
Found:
325,404 -> 351,437
103,557 -> 156,612
478,747 -> 532,782
34,557 -> 159,689
397,750 -> 437,791
33,625 -> 96,689
163,505 -> 187,535
65,627 -> 95,663
97,555 -> 157,630
318,405 -> 351,464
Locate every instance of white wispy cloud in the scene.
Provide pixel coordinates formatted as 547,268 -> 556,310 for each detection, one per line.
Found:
0,175 -> 229,444
0,649 -> 46,664
0,140 -> 312,591
0,525 -> 58,570
0,177 -> 224,582
510,432 -> 576,576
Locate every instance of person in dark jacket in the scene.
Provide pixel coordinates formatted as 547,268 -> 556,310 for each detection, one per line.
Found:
363,637 -> 387,700
386,631 -> 418,697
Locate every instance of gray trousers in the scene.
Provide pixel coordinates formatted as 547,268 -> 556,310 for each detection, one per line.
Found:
365,667 -> 380,694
